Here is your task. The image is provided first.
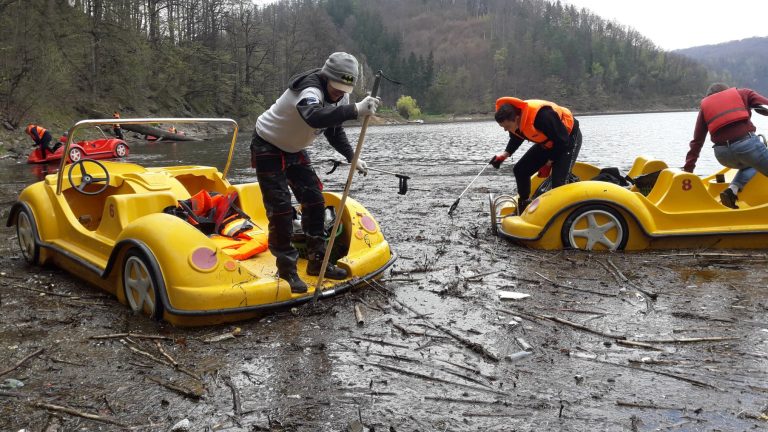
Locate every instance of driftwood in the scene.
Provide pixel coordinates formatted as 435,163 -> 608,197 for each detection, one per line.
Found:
539,314 -> 625,339
120,123 -> 198,141
571,351 -> 720,390
616,400 -> 685,410
365,361 -> 508,396
424,395 -> 502,405
632,336 -> 739,344
533,271 -> 615,297
91,332 -> 173,340
382,289 -> 500,362
0,348 -> 43,378
354,304 -> 365,325
33,402 -> 127,426
145,375 -> 203,399
615,339 -> 666,351
224,375 -> 243,417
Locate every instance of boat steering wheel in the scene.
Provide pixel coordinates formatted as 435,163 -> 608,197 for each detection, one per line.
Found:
67,159 -> 111,195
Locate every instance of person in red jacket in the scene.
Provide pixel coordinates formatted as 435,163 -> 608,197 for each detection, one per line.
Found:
25,124 -> 54,158
683,83 -> 768,209
490,97 -> 582,214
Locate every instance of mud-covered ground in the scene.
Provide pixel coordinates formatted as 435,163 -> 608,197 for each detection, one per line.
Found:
2,158 -> 768,432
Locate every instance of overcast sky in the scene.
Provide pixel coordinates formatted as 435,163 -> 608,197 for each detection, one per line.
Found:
561,0 -> 768,50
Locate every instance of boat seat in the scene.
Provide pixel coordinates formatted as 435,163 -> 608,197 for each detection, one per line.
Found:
647,169 -> 720,212
97,191 -> 179,238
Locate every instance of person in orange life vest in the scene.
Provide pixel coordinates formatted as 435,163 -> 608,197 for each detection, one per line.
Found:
250,52 -> 380,294
168,125 -> 177,134
112,111 -> 124,140
490,98 -> 582,213
25,124 -> 54,158
683,83 -> 768,209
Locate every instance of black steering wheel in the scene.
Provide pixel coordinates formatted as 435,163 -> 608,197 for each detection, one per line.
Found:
67,159 -> 110,195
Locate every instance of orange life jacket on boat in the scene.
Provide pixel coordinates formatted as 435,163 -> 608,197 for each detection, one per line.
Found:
182,189 -> 241,230
495,97 -> 574,149
217,218 -> 268,259
700,87 -> 749,134
165,190 -> 269,260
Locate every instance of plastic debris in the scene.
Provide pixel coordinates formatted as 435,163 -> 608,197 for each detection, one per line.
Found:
505,351 -> 532,362
169,418 -> 190,432
498,290 -> 530,300
2,378 -> 24,389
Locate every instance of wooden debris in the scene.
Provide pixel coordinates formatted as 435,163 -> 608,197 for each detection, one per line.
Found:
202,327 -> 242,343
615,340 -> 666,351
534,271 -> 615,297
606,258 -> 628,282
424,395 -> 501,404
0,348 -> 43,378
224,375 -> 242,417
90,333 -> 173,341
365,361 -> 508,396
33,401 -> 127,426
616,400 -> 685,410
570,351 -> 720,390
145,375 -> 204,399
430,322 -> 500,363
515,337 -> 532,351
632,336 -> 739,344
540,314 -> 625,339
354,304 -> 365,325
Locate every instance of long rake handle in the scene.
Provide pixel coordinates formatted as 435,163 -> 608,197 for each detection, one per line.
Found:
312,72 -> 382,303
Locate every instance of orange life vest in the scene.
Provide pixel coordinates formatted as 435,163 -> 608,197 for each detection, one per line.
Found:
166,190 -> 268,260
700,87 -> 749,134
218,218 -> 268,259
495,97 -> 574,149
25,125 -> 47,141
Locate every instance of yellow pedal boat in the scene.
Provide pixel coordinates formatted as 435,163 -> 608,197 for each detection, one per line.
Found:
7,118 -> 395,326
490,153 -> 768,251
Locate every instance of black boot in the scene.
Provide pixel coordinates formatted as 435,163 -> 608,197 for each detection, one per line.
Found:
306,235 -> 348,279
278,271 -> 308,294
306,260 -> 348,279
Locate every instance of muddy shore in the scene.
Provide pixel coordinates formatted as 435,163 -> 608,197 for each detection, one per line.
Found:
1,150 -> 768,431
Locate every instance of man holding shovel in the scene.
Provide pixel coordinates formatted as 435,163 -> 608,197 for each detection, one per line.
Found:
250,52 -> 380,293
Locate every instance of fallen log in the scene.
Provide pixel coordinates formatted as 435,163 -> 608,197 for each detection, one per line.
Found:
120,123 -> 198,141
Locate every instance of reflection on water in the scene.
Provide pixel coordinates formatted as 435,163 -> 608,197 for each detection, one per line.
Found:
3,111 -> 768,187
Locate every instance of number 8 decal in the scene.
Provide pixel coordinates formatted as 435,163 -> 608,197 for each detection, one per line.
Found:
682,179 -> 692,191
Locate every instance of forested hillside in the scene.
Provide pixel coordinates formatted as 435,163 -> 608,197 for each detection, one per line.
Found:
0,0 -> 720,136
676,37 -> 768,95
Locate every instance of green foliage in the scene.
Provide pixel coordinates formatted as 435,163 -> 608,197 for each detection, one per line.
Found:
396,95 -> 422,119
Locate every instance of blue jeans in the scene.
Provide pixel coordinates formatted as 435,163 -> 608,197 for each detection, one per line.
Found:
712,133 -> 767,191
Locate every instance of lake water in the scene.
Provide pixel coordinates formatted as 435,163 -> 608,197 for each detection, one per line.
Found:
3,111 -> 768,186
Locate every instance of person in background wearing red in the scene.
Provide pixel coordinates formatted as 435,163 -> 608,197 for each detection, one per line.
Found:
25,124 -> 54,158
683,83 -> 768,209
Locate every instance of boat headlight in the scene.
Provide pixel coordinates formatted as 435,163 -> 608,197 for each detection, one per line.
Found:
189,247 -> 218,272
527,198 -> 541,214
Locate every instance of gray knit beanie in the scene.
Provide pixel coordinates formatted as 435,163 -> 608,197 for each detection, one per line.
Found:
320,52 -> 359,93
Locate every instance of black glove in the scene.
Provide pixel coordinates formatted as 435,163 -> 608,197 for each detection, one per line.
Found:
490,154 -> 508,169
